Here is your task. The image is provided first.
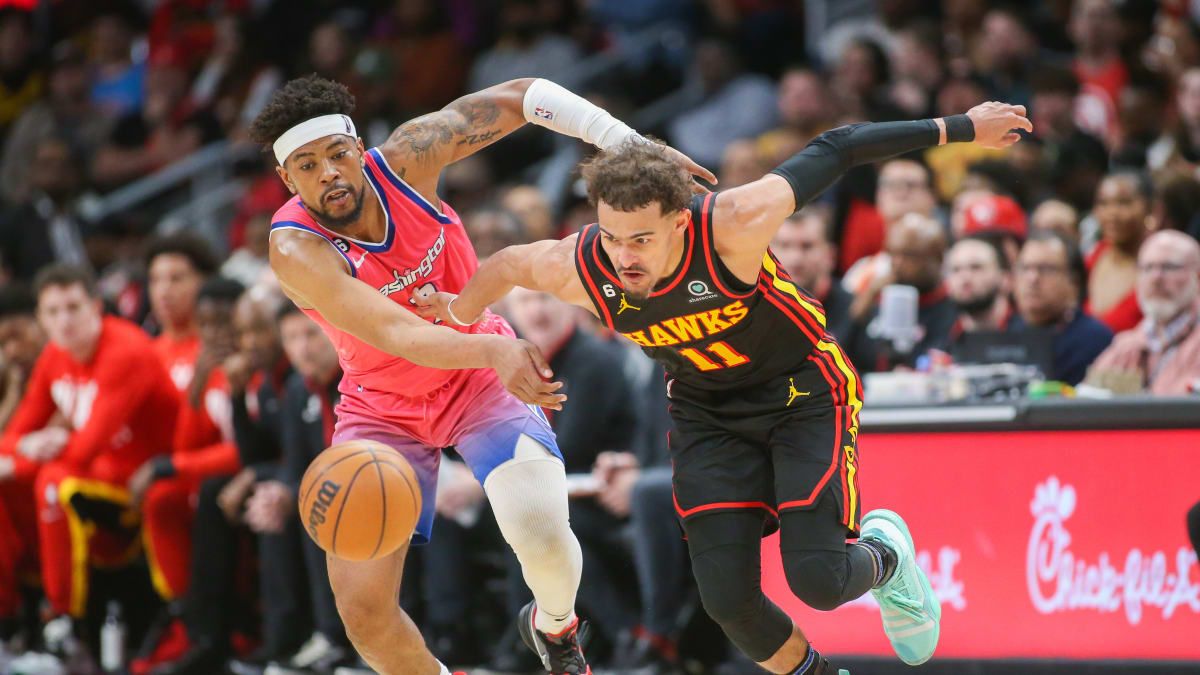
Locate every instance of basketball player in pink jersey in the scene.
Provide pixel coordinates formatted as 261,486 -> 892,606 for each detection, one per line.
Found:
248,75 -> 714,675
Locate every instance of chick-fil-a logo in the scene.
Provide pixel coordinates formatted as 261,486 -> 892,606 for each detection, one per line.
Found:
1026,476 -> 1200,625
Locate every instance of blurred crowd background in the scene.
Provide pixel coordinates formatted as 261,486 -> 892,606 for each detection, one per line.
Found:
2,0 -> 1200,674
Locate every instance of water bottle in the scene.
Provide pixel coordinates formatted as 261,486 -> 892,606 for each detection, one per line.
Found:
100,602 -> 124,672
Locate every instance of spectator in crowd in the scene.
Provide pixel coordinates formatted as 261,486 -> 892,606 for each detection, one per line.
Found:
146,234 -> 219,393
830,38 -> 899,123
88,12 -> 147,117
0,285 -> 43,430
0,136 -> 91,282
887,21 -> 944,118
719,139 -> 770,189
1114,78 -> 1170,167
495,286 -> 639,664
0,9 -> 43,134
1029,65 -> 1110,212
371,0 -> 470,118
1086,230 -> 1200,395
1087,172 -> 1152,333
956,193 -> 1028,268
467,0 -> 581,91
1071,0 -> 1128,123
1148,67 -> 1200,178
610,363 -> 695,673
465,207 -> 527,261
977,7 -> 1038,109
0,284 -> 43,636
0,265 -> 178,642
1030,198 -> 1081,244
943,236 -> 1013,355
0,43 -> 112,205
842,158 -> 937,295
91,52 -> 222,191
187,14 -> 283,138
851,213 -> 956,371
155,288 -> 297,675
128,278 -> 244,674
667,39 -> 778,170
1010,232 -> 1113,384
500,185 -> 556,241
769,207 -> 857,345
1151,172 -> 1200,240
757,67 -> 835,163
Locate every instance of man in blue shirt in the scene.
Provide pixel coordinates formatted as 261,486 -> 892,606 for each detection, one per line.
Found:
1009,231 -> 1113,384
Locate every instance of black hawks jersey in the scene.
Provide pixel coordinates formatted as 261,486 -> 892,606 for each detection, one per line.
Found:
574,192 -> 860,393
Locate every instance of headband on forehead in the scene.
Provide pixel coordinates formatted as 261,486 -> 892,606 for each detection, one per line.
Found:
272,114 -> 357,165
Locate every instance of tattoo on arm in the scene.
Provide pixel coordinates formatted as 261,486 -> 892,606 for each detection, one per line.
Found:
387,97 -> 504,164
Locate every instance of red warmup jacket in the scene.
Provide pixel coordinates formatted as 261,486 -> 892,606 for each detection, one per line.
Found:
170,366 -> 240,480
0,317 -> 179,482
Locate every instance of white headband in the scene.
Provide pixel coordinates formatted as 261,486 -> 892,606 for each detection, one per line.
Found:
273,114 -> 357,165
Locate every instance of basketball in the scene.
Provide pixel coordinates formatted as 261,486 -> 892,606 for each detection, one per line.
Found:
297,440 -> 422,561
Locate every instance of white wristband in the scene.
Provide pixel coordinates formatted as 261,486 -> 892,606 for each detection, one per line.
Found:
446,298 -> 475,327
522,78 -> 642,151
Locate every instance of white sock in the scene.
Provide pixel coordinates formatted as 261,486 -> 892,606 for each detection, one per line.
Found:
484,435 -> 582,635
438,662 -> 453,675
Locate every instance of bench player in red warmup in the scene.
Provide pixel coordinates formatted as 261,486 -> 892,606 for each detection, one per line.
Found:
419,103 -> 1031,674
0,265 -> 179,630
249,75 -> 713,675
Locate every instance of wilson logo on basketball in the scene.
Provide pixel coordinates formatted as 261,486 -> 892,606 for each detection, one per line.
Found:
307,479 -> 342,537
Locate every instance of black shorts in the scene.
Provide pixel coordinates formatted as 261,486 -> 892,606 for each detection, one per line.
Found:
667,357 -> 863,537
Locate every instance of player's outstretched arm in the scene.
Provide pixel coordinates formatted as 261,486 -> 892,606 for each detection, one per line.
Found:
270,231 -> 566,408
414,236 -> 591,325
712,101 -> 1032,263
381,78 -> 716,203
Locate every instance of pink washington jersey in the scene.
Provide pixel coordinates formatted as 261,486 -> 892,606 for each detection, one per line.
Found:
268,147 -> 508,399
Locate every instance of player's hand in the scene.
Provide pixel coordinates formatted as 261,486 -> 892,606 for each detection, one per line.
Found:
223,352 -> 254,395
217,468 -> 257,523
412,288 -> 467,325
0,456 -> 14,481
487,337 -> 566,410
127,461 -> 157,510
17,427 -> 70,463
965,101 -> 1033,149
244,481 -> 295,534
658,143 -> 718,192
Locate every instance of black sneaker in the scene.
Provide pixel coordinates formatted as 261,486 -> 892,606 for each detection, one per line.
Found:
516,601 -> 590,675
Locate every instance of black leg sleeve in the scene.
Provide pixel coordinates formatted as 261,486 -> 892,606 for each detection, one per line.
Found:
778,496 -> 877,611
684,511 -> 793,663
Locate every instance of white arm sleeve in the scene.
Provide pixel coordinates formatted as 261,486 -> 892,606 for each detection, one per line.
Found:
522,78 -> 643,151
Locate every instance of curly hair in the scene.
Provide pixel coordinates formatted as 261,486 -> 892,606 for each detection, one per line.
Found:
249,74 -> 356,147
580,140 -> 692,214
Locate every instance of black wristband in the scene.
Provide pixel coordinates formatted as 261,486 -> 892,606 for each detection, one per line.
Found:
151,455 -> 177,480
944,114 -> 975,143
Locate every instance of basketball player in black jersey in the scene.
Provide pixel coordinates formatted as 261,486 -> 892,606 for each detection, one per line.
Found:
418,102 -> 1031,675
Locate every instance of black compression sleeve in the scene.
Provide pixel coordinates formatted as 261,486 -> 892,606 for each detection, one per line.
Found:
770,118 -> 947,211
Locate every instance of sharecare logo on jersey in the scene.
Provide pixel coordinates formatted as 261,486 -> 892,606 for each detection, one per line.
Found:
1026,476 -> 1200,625
379,228 -> 446,296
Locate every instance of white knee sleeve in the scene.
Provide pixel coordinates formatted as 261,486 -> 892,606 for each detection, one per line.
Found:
484,434 -> 582,634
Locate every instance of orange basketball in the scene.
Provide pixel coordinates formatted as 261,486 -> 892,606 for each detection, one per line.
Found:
298,440 -> 422,561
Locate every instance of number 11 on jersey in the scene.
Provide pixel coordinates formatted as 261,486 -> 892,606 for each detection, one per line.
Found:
678,340 -> 751,371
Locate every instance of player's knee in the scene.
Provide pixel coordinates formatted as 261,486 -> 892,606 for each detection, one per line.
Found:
692,550 -> 762,628
783,550 -> 847,612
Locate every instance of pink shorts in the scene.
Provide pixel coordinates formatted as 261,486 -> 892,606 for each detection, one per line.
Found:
331,367 -> 560,544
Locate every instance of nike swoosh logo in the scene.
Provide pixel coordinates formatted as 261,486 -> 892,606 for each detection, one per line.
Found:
352,252 -> 367,268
